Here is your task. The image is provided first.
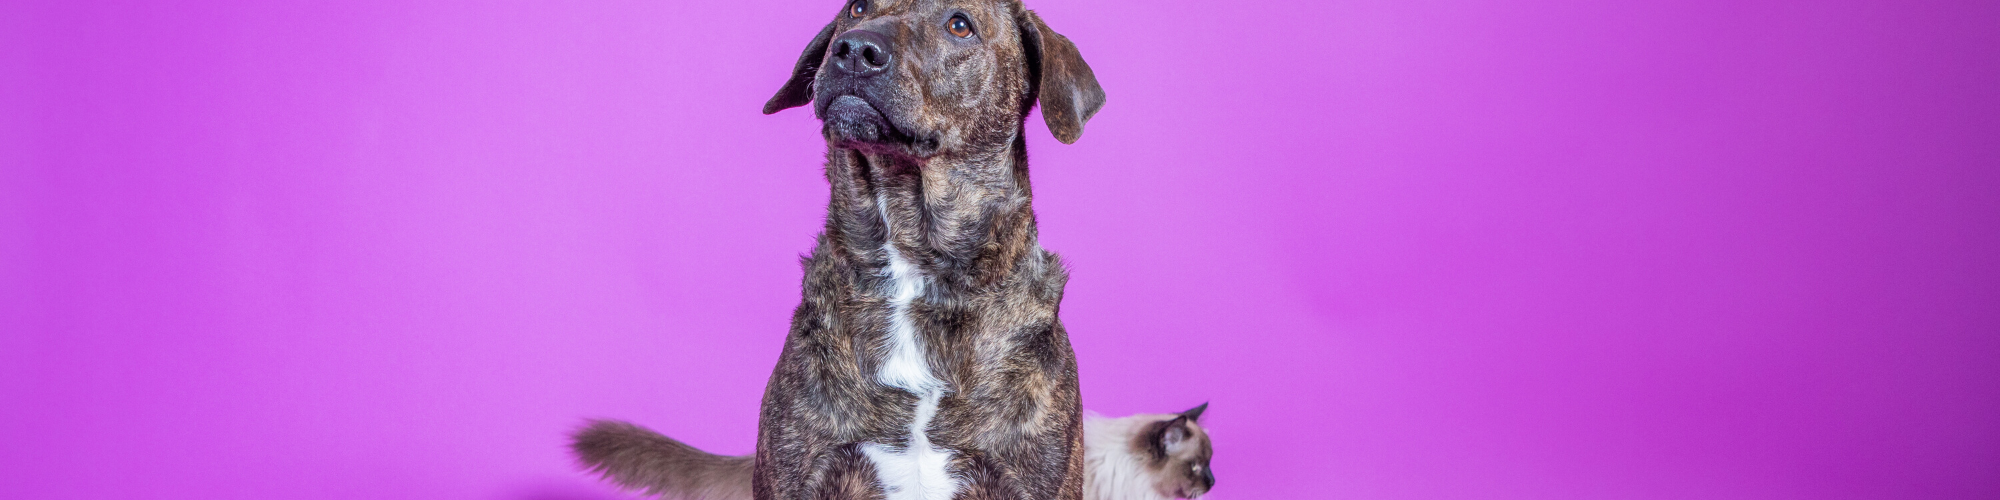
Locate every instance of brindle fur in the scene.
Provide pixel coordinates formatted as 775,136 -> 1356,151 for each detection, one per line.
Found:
570,1 -> 1106,500
573,420 -> 756,500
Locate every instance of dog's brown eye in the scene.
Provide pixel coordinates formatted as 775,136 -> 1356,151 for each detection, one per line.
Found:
947,16 -> 973,38
849,0 -> 867,18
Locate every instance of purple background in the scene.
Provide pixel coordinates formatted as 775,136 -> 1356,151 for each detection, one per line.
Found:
4,0 -> 1997,499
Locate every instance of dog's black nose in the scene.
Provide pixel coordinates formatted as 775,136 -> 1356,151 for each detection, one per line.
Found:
830,30 -> 894,77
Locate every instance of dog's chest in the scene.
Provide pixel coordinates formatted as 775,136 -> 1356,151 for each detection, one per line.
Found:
858,240 -> 962,500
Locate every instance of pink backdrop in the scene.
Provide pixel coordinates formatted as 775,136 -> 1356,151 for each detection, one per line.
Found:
4,1 -> 1997,499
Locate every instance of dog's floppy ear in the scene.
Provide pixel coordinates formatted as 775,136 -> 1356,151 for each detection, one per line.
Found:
1016,10 -> 1105,144
763,21 -> 838,115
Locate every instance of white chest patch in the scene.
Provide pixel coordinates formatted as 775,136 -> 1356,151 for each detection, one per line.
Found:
862,194 -> 960,500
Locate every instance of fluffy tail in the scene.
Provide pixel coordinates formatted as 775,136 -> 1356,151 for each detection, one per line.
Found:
569,419 -> 754,500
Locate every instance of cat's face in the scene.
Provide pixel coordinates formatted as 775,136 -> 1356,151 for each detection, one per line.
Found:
1139,403 -> 1215,499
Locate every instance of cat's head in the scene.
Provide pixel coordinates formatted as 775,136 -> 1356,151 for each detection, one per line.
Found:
1138,403 -> 1215,499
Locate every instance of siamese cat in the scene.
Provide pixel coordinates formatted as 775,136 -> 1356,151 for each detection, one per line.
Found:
572,404 -> 1215,500
1081,403 -> 1215,500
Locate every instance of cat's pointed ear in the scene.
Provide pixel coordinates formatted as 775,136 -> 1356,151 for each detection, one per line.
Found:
1180,402 -> 1208,423
1158,415 -> 1191,451
763,21 -> 838,115
1015,9 -> 1104,144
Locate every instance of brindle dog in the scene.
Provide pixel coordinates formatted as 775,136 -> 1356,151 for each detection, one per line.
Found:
572,1 -> 1104,500
751,1 -> 1103,499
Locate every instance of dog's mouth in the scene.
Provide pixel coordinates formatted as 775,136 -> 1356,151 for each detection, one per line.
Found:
823,95 -> 910,144
820,94 -> 938,157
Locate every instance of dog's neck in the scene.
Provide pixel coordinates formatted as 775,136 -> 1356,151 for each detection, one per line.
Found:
817,135 -> 1042,293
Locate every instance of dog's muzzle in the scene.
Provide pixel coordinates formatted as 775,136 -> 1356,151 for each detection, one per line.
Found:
815,29 -> 917,149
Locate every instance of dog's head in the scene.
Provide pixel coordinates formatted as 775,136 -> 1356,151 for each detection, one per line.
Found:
763,0 -> 1104,159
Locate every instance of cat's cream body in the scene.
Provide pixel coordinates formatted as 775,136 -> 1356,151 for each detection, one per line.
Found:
1083,413 -> 1170,500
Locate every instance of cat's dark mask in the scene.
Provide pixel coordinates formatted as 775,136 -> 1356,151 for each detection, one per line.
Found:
1145,403 -> 1214,498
